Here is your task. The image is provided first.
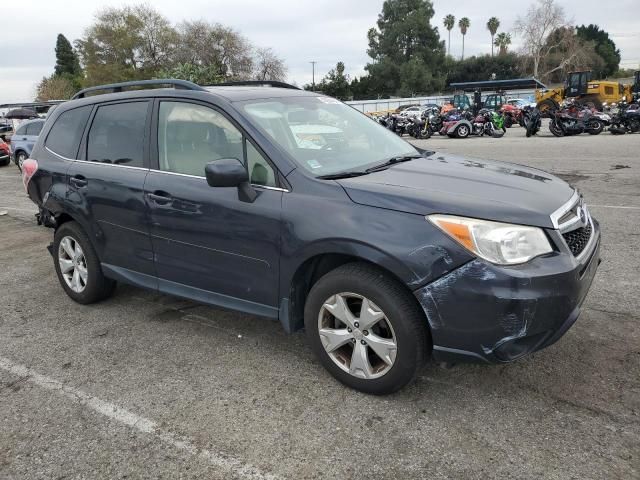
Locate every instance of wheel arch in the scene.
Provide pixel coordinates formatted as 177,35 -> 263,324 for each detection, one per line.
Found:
281,245 -> 418,334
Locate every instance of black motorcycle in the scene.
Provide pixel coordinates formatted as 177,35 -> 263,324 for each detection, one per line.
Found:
378,114 -> 408,136
522,106 -> 541,137
609,101 -> 640,135
410,107 -> 442,139
548,106 -> 604,137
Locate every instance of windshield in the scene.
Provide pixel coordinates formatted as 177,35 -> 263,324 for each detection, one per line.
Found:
238,96 -> 418,176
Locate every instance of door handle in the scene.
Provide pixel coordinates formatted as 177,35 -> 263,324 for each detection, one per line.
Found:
147,191 -> 172,205
70,175 -> 87,188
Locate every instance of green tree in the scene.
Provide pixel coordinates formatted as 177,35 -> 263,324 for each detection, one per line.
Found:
443,14 -> 455,56
157,63 -> 224,85
54,34 -> 81,77
494,32 -> 512,56
446,53 -> 523,84
576,24 -> 621,77
313,62 -> 352,100
35,75 -> 76,101
366,0 -> 446,96
75,5 -> 178,85
487,17 -> 500,57
458,17 -> 470,60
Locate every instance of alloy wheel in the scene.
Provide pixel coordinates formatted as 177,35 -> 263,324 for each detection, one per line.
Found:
318,293 -> 397,379
58,236 -> 88,293
17,153 -> 26,169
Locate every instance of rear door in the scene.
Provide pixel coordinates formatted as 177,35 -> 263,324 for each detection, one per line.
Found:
67,100 -> 156,284
12,124 -> 28,155
24,120 -> 44,156
144,99 -> 283,315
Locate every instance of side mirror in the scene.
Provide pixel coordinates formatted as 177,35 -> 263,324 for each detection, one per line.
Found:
205,158 -> 257,203
205,158 -> 247,187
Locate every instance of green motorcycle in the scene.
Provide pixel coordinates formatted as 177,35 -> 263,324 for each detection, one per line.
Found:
471,109 -> 505,137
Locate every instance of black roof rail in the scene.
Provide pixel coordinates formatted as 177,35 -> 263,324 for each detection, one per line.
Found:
208,80 -> 300,90
72,79 -> 206,100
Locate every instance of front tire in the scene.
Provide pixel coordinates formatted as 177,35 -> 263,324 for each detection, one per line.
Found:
304,263 -> 430,395
549,120 -> 564,137
587,120 -> 604,135
53,222 -> 116,304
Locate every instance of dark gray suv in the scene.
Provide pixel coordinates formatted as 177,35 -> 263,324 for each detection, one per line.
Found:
22,80 -> 600,394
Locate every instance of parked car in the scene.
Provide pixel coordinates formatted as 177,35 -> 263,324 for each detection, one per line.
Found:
10,118 -> 45,170
507,98 -> 536,108
23,79 -> 601,394
0,123 -> 13,142
421,103 -> 440,111
0,139 -> 10,166
394,103 -> 420,113
399,106 -> 423,118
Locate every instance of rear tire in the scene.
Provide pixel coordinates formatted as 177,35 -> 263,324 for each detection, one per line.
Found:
304,263 -> 430,395
15,151 -> 27,171
53,222 -> 116,304
455,124 -> 470,138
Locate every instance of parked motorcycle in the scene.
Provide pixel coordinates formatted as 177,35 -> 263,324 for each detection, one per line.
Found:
500,104 -> 521,129
548,104 -> 604,137
410,106 -> 442,139
378,114 -> 410,136
471,109 -> 505,137
609,101 -> 640,135
521,105 -> 542,137
439,109 -> 474,138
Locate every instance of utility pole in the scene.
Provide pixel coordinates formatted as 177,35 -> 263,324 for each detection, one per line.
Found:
310,61 -> 317,91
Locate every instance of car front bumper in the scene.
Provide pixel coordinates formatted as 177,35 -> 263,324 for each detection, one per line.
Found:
414,221 -> 601,363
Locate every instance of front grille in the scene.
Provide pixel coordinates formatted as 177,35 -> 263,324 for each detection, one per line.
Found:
562,222 -> 592,257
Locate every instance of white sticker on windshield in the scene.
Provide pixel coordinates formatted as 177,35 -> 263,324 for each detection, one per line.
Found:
307,159 -> 323,169
317,97 -> 341,105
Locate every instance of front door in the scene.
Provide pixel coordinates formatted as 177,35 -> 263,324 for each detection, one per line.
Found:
67,100 -> 156,282
145,100 -> 283,316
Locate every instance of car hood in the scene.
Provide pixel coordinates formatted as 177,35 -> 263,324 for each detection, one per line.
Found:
337,153 -> 574,228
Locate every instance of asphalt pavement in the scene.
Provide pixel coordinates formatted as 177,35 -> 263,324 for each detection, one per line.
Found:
0,125 -> 638,479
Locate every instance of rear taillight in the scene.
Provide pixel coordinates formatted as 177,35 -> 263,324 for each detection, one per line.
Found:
22,158 -> 38,192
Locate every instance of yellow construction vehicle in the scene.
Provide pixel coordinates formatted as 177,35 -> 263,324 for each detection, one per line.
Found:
536,71 -> 639,112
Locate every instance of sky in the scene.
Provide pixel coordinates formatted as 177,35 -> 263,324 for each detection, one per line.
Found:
1,0 -> 639,103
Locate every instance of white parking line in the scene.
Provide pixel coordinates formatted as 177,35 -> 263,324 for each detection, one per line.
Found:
0,356 -> 279,480
590,205 -> 640,210
0,206 -> 37,214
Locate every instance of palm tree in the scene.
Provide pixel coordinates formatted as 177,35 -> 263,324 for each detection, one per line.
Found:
443,14 -> 455,57
494,32 -> 512,56
458,17 -> 470,60
487,17 -> 500,57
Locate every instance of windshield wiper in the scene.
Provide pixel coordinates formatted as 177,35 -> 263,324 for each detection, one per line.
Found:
317,171 -> 368,180
316,154 -> 423,180
364,154 -> 423,173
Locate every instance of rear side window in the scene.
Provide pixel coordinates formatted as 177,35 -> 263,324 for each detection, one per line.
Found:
87,102 -> 148,167
15,125 -> 27,136
45,106 -> 92,159
26,121 -> 44,136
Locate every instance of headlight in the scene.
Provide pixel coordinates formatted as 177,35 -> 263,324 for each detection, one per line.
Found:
428,214 -> 553,265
